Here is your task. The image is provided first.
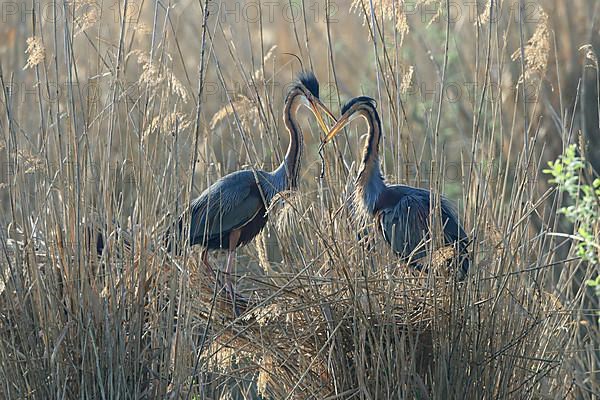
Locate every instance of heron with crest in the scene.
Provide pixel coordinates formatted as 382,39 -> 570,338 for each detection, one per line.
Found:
167,71 -> 335,311
321,96 -> 470,278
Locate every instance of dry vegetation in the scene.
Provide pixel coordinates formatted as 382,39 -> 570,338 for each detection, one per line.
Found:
0,0 -> 599,398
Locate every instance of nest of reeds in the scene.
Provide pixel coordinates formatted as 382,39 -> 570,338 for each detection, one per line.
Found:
182,246 -> 464,399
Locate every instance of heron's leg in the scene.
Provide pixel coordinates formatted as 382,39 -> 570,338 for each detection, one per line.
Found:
225,229 -> 243,314
201,250 -> 221,284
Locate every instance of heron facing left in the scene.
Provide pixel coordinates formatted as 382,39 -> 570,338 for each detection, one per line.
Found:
321,96 -> 470,278
167,72 -> 335,312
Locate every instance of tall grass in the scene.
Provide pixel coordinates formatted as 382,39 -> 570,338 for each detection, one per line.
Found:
0,0 -> 598,398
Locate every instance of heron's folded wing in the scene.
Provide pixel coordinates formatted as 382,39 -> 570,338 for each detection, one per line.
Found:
439,200 -> 469,244
378,193 -> 470,275
190,173 -> 264,244
377,194 -> 430,259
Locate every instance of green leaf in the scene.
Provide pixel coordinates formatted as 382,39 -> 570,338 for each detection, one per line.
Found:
586,276 -> 600,287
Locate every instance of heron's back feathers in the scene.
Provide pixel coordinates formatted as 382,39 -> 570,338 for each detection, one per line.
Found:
167,169 -> 282,252
371,184 -> 471,277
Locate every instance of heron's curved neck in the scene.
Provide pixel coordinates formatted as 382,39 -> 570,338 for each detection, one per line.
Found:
356,109 -> 385,212
274,92 -> 304,190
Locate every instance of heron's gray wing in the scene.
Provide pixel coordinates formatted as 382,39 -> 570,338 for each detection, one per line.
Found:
377,194 -> 430,260
189,171 -> 264,245
377,185 -> 470,276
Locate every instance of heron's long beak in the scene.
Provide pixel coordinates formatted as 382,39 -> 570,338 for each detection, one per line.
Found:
321,112 -> 352,147
309,98 -> 336,136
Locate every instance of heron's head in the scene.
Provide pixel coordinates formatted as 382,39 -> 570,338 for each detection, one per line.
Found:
286,71 -> 336,136
321,96 -> 378,147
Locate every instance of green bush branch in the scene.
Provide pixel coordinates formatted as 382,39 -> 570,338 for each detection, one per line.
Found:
543,144 -> 600,264
544,144 -> 600,311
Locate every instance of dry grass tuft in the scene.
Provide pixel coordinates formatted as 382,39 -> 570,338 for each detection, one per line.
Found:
210,95 -> 258,131
23,36 -> 44,69
350,0 -> 412,42
133,50 -> 189,103
512,6 -> 550,84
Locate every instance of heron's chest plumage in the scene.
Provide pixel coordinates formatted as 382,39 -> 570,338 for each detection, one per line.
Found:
237,200 -> 268,247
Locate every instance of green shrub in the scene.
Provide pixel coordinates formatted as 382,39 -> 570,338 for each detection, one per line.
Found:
544,144 -> 600,320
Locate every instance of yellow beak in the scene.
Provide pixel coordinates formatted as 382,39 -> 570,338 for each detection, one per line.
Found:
321,112 -> 352,146
309,98 -> 336,136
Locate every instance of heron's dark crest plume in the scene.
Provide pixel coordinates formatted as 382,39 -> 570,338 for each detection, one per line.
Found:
340,96 -> 376,114
297,71 -> 320,98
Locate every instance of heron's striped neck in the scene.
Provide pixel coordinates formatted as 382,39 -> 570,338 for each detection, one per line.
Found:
355,108 -> 385,214
274,90 -> 304,190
